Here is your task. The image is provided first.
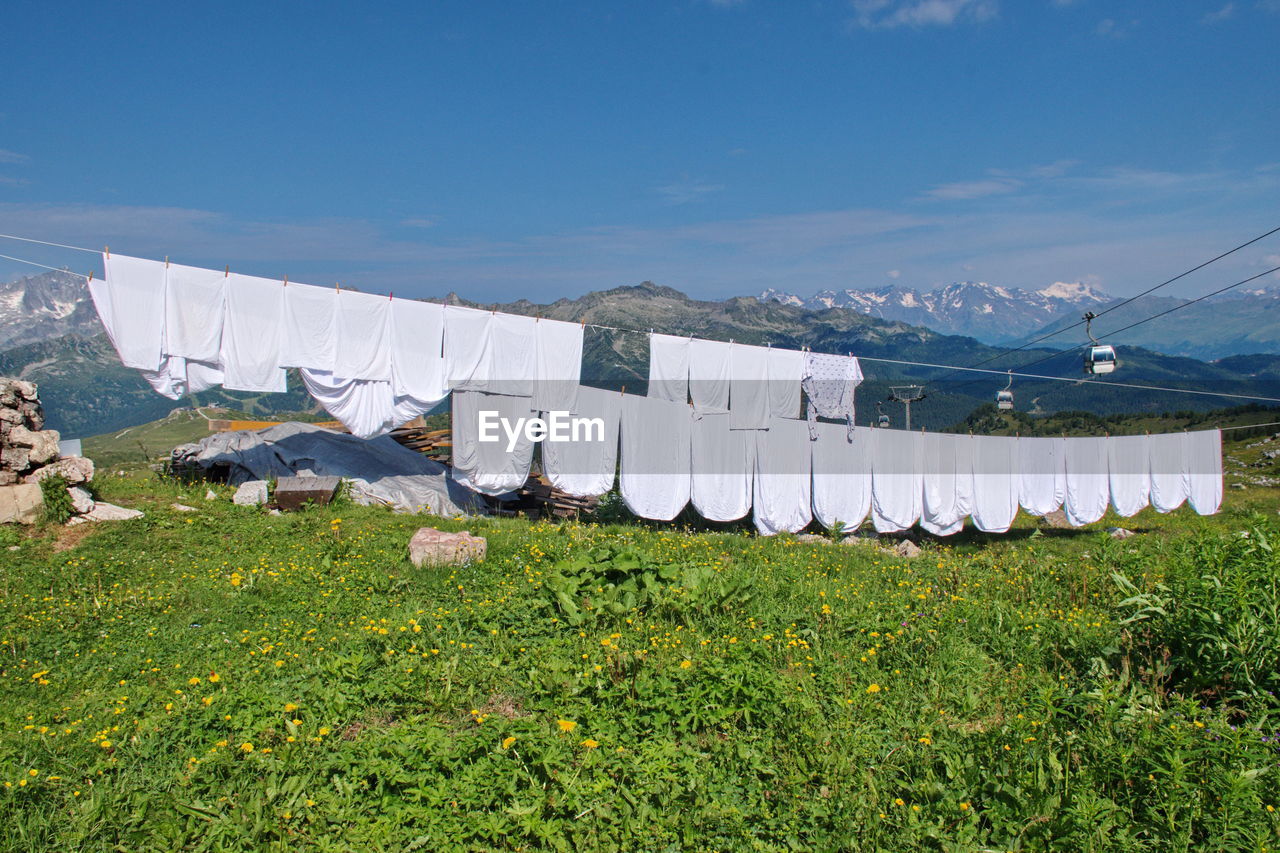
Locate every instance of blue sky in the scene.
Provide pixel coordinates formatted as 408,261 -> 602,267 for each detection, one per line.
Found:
0,0 -> 1277,302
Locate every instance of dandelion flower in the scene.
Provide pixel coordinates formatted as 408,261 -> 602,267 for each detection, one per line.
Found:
240,743 -> 254,753
960,802 -> 971,811
679,660 -> 692,669
581,738 -> 599,749
557,719 -> 578,733
867,684 -> 882,694
318,727 -> 330,737
284,703 -> 298,712
894,798 -> 905,806
502,736 -> 517,750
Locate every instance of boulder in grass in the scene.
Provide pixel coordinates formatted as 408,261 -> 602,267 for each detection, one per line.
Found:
1107,527 -> 1136,540
894,539 -> 922,558
68,487 -> 95,514
67,502 -> 143,525
0,484 -> 43,525
1041,509 -> 1072,529
794,533 -> 829,544
233,480 -> 269,506
25,456 -> 95,486
408,527 -> 487,568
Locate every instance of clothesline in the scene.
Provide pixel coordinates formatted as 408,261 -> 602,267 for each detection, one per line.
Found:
3,240 -> 1278,407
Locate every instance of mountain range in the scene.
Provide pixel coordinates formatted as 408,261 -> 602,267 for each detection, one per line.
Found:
1,270 -> 1278,438
760,279 -> 1280,358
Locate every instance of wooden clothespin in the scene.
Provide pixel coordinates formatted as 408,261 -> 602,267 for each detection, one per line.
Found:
283,274 -> 288,287
620,385 -> 626,395
87,271 -> 93,282
224,265 -> 230,278
164,256 -> 169,268
335,282 -> 340,292
104,246 -> 110,259
389,292 -> 394,301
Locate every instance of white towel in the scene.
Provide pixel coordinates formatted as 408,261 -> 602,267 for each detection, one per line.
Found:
619,394 -> 691,521
1148,431 -> 1189,513
803,352 -> 863,439
920,432 -> 973,537
221,273 -> 288,393
388,298 -> 448,407
767,347 -> 805,420
163,261 -> 225,364
541,386 -> 621,498
691,412 -> 755,522
300,370 -> 431,439
1063,436 -> 1110,527
728,343 -> 771,430
647,334 -> 690,404
279,283 -> 338,370
871,428 -> 923,532
443,305 -> 493,389
1108,435 -> 1152,517
752,417 -> 812,536
447,311 -> 537,396
1018,436 -> 1066,517
1187,428 -> 1223,515
970,434 -> 1020,533
334,290 -> 392,381
689,338 -> 731,416
95,253 -> 166,371
811,422 -> 873,531
532,318 -> 584,414
450,390 -> 537,496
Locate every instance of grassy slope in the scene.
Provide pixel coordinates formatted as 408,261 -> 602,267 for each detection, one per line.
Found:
1,439 -> 1279,849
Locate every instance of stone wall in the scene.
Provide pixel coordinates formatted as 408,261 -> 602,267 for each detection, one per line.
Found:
0,377 -> 97,524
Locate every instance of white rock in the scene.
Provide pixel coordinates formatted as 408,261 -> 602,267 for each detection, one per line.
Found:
68,487 -> 95,514
68,502 -> 143,524
205,489 -> 218,501
233,481 -> 269,506
171,503 -> 198,513
1107,527 -> 1136,540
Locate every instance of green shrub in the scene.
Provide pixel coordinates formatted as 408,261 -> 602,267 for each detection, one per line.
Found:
38,474 -> 73,524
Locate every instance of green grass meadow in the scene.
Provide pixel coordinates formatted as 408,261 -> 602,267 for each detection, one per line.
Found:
2,463 -> 1280,850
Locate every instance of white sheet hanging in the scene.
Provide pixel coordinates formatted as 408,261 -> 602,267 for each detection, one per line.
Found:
388,298 -> 448,407
163,261 -> 225,364
811,422 -> 873,531
921,432 -> 973,536
1148,431 -> 1189,513
970,434 -> 1020,533
689,338 -> 731,416
647,334 -> 690,404
1018,436 -> 1066,517
752,417 -> 812,535
94,253 -> 166,371
532,318 -> 583,414
443,305 -> 493,390
1108,435 -> 1152,517
1063,436 -> 1110,527
541,386 -> 621,498
872,428 -> 923,532
279,283 -> 338,370
691,412 -> 755,522
450,390 -> 536,496
300,370 -> 431,439
766,347 -> 805,420
221,273 -> 288,393
334,290 -> 392,381
619,394 -> 691,521
1187,428 -> 1223,515
728,343 -> 771,430
802,352 -> 862,439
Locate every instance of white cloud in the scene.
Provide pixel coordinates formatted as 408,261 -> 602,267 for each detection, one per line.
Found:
850,0 -> 997,30
0,149 -> 27,164
1095,17 -> 1138,37
1202,3 -> 1235,22
888,269 -> 901,278
653,179 -> 724,206
924,177 -> 1021,200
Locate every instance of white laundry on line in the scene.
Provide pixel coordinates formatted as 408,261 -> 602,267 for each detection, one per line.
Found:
1187,428 -> 1223,515
1018,436 -> 1065,517
689,338 -> 731,416
920,432 -> 972,537
95,254 -> 167,372
163,261 -> 226,364
690,412 -> 755,522
647,333 -> 690,404
388,298 -> 448,408
811,422 -> 872,531
1147,431 -> 1189,513
752,417 -> 812,536
541,385 -> 621,498
802,351 -> 862,439
1063,435 -> 1110,527
728,343 -> 771,430
450,390 -> 536,496
278,283 -> 337,371
619,394 -> 691,521
300,370 -> 432,440
221,272 -> 288,393
766,347 -> 805,421
970,433 -> 1020,534
871,428 -> 923,533
1107,434 -> 1151,518
532,318 -> 584,414
334,289 -> 393,381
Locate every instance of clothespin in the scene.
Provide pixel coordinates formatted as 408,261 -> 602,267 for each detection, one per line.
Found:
87,271 -> 93,282
620,385 -> 626,395
283,274 -> 288,287
104,246 -> 110,258
580,318 -> 585,327
164,256 -> 169,268
335,282 -> 340,292
389,291 -> 393,301
224,265 -> 230,278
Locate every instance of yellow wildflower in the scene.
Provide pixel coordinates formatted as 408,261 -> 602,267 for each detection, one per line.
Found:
502,736 -> 517,749
581,738 -> 599,749
557,719 -> 578,733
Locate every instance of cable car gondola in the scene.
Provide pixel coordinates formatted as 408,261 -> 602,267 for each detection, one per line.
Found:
996,370 -> 1014,410
876,402 -> 890,429
1082,312 -> 1117,375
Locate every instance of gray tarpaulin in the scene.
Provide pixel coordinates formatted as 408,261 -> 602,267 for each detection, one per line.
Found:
171,422 -> 484,516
